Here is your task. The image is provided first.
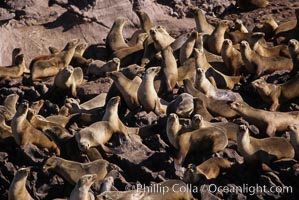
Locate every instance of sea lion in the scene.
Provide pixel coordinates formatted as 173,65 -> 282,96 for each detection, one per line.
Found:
240,41 -> 293,77
79,93 -> 107,110
46,113 -> 78,128
179,31 -> 197,65
70,174 -> 96,200
192,98 -> 213,121
106,17 -> 129,52
194,47 -> 241,90
195,67 -> 242,102
0,114 -> 12,140
0,93 -> 19,121
106,70 -> 142,111
205,20 -> 229,55
137,67 -> 168,115
69,43 -> 93,71
288,39 -> 299,76
252,76 -> 299,111
288,124 -> 299,161
8,168 -> 33,200
166,93 -> 194,118
234,19 -> 248,33
96,179 -> 195,200
0,54 -> 26,78
221,39 -> 244,75
230,101 -> 299,137
253,14 -> 278,39
149,25 -> 175,52
11,102 -> 60,155
167,113 -> 228,168
43,157 -> 111,185
248,32 -> 290,58
87,58 -> 120,77
30,39 -> 80,80
161,45 -> 178,92
183,157 -> 233,183
236,0 -> 269,10
191,114 -> 238,141
237,125 -> 294,164
53,65 -> 83,97
11,47 -> 22,65
190,7 -> 214,34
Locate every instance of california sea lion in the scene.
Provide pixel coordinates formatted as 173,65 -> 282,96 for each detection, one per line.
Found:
30,39 -> 80,80
237,125 -> 294,164
137,67 -> 168,115
43,157 -> 111,185
221,39 -> 244,75
288,39 -> 299,76
190,6 -> 214,34
70,174 -> 97,200
240,41 -> 293,77
11,102 -> 60,155
0,54 -> 26,78
8,168 -> 33,200
252,76 -> 299,111
234,19 -> 249,33
53,65 -> 83,97
0,114 -> 12,140
0,93 -> 19,121
166,93 -> 194,118
179,31 -> 197,65
253,14 -> 278,39
149,25 -> 175,52
87,58 -> 120,77
106,17 -> 129,52
183,157 -> 233,183
161,45 -> 178,92
230,101 -> 299,137
167,113 -> 228,168
236,0 -> 269,10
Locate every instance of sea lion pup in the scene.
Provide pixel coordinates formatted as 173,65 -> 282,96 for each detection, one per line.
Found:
288,124 -> 299,161
190,6 -> 214,34
167,93 -> 194,118
183,157 -> 233,183
161,45 -> 178,92
106,70 -> 142,111
70,174 -> 96,200
230,101 -> 299,137
234,19 -> 248,33
288,39 -> 299,76
0,54 -> 26,78
191,114 -> 238,141
43,157 -> 111,185
253,14 -> 278,39
221,39 -> 244,75
194,47 -> 241,90
137,67 -> 169,115
106,17 -> 129,52
179,31 -> 197,65
11,102 -> 60,155
0,93 -> 19,121
8,168 -> 33,200
96,179 -> 195,200
87,58 -> 120,77
248,32 -> 290,58
237,125 -> 294,164
240,41 -> 293,77
195,67 -> 242,102
252,76 -> 299,111
167,113 -> 228,168
0,114 -> 12,140
53,65 -> 83,97
149,25 -> 175,52
30,39 -> 80,80
183,79 -> 238,119
205,20 -> 229,55
236,0 -> 269,10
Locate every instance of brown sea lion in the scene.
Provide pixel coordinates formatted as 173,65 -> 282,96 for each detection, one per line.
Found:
230,101 -> 299,137
30,39 -> 80,80
70,174 -> 96,200
252,76 -> 299,111
0,54 -> 26,78
166,93 -> 194,118
221,39 -> 244,75
87,58 -> 120,77
236,0 -> 269,10
79,93 -> 107,110
190,6 -> 214,34
161,45 -> 178,92
167,113 -> 228,168
183,157 -> 233,183
149,25 -> 175,52
106,17 -> 129,52
179,31 -> 197,65
0,114 -> 12,140
237,125 -> 294,164
8,168 -> 33,200
253,14 -> 278,39
206,20 -> 229,55
288,124 -> 299,161
11,102 -> 60,155
234,19 -> 248,33
0,93 -> 19,121
192,98 -> 213,121
240,41 -> 293,77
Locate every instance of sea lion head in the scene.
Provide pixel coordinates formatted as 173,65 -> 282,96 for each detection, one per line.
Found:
252,79 -> 271,95
17,102 -> 29,115
288,124 -> 299,133
75,129 -> 92,152
43,157 -> 59,171
75,43 -> 88,55
107,96 -> 121,108
121,64 -> 145,76
235,19 -> 243,26
150,26 -> 169,42
222,39 -> 232,48
288,39 -> 299,53
14,168 -> 30,181
240,41 -> 250,50
145,66 -> 161,76
183,164 -> 201,183
230,101 -> 246,111
192,114 -> 203,129
65,39 -> 80,50
218,20 -> 230,29
115,17 -> 129,26
167,113 -> 180,134
77,174 -> 97,188
14,54 -> 24,65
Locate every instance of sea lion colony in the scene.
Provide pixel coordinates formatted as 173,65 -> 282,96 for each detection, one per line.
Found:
2,2 -> 299,200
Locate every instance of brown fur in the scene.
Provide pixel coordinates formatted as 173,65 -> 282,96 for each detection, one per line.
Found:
0,54 -> 26,78
190,7 -> 214,34
106,17 -> 129,52
8,168 -> 33,200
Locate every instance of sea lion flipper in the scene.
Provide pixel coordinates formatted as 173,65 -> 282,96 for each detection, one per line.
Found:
266,125 -> 276,137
